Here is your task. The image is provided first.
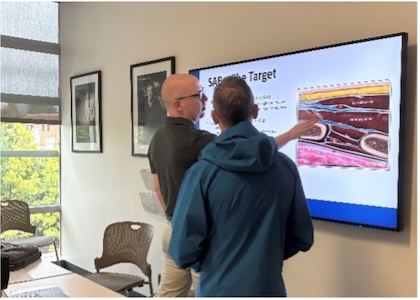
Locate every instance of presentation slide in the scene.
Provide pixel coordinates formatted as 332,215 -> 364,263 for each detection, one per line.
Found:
190,33 -> 407,230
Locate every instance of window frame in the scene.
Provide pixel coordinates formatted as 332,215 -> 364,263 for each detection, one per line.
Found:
1,2 -> 61,245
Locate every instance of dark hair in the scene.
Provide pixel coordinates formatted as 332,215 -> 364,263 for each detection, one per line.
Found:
213,76 -> 254,127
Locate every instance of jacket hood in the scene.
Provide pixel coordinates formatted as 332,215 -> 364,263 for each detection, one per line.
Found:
199,121 -> 278,173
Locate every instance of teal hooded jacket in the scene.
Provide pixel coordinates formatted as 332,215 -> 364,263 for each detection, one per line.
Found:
169,121 -> 314,297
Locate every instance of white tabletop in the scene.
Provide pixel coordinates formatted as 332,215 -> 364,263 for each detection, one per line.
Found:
4,273 -> 124,297
8,258 -> 71,284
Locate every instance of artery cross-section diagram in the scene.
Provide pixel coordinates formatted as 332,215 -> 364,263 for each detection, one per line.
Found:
297,81 -> 390,170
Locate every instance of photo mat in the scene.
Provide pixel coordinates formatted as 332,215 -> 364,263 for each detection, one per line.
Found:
70,70 -> 102,153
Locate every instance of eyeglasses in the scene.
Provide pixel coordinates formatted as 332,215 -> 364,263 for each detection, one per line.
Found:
176,87 -> 205,101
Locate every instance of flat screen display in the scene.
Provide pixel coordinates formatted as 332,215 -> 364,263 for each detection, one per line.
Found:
190,32 -> 407,231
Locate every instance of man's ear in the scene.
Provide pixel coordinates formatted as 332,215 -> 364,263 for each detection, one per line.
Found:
252,104 -> 259,119
211,110 -> 219,125
172,100 -> 182,112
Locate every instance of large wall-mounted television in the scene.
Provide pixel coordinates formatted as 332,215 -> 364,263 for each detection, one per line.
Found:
190,32 -> 408,231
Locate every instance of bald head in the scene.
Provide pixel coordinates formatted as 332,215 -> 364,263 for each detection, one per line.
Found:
161,74 -> 207,121
161,74 -> 198,104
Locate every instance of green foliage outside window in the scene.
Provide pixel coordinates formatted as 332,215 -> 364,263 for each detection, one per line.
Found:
0,123 -> 60,251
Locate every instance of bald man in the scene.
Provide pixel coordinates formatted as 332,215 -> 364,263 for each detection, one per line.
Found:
147,74 -> 315,297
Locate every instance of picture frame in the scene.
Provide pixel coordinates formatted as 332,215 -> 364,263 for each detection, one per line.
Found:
130,56 -> 175,156
70,70 -> 102,153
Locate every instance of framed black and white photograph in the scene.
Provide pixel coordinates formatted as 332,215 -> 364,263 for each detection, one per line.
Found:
130,56 -> 175,156
70,70 -> 102,153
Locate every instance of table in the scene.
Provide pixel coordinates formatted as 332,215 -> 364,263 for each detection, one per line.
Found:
3,273 -> 124,297
8,258 -> 71,284
3,258 -> 123,298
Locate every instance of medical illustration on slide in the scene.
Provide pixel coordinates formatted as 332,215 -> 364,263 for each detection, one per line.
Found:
297,81 -> 390,170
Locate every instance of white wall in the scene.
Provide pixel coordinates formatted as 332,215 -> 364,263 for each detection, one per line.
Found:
59,2 -> 417,297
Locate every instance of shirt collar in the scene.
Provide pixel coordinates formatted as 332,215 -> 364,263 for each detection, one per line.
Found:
166,117 -> 197,127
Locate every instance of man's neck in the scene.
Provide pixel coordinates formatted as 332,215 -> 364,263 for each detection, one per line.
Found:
168,113 -> 196,123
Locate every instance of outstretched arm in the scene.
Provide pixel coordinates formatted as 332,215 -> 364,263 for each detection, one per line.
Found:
274,118 -> 318,149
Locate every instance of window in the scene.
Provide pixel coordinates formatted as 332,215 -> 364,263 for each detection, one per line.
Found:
0,2 -> 61,255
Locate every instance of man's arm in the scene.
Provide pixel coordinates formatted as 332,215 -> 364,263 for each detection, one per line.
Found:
152,173 -> 167,211
283,159 -> 314,260
168,166 -> 208,272
274,118 -> 318,149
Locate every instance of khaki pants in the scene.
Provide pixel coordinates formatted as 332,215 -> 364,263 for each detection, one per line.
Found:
154,222 -> 199,297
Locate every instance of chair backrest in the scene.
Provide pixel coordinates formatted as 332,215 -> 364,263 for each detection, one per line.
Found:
94,221 -> 154,277
1,200 -> 36,234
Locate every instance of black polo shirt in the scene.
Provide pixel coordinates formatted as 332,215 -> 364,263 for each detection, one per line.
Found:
147,117 -> 216,220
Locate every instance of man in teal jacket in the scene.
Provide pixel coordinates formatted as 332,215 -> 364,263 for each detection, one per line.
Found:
168,75 -> 314,297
